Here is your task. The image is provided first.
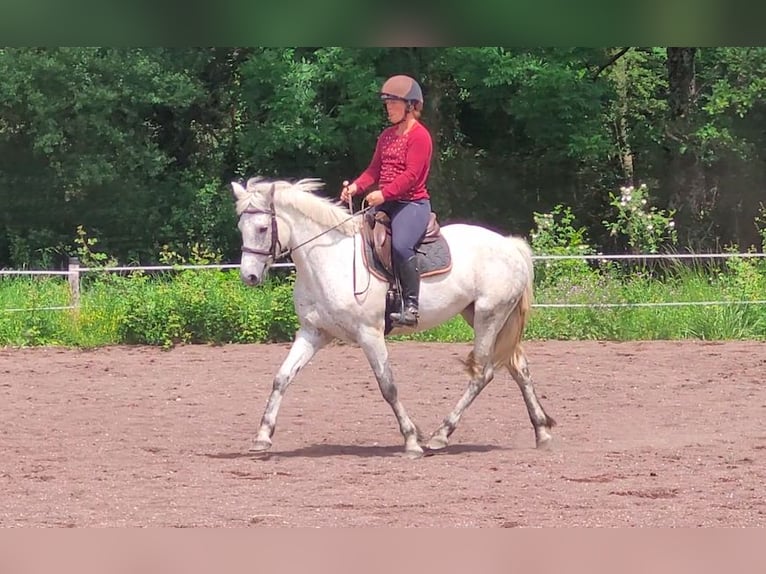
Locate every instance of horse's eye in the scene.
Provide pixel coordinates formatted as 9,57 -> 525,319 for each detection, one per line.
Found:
257,226 -> 269,234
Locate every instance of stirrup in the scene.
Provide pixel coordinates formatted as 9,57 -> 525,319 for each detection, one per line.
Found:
390,306 -> 419,327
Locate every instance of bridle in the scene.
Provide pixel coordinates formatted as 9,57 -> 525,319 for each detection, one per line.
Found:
239,195 -> 372,265
239,188 -> 375,298
240,201 -> 282,260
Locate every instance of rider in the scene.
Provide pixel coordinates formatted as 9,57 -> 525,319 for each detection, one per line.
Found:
340,74 -> 433,327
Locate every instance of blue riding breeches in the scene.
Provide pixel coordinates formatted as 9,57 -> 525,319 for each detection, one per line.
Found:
377,199 -> 432,263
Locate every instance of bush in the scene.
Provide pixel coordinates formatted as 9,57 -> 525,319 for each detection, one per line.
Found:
1,189 -> 765,347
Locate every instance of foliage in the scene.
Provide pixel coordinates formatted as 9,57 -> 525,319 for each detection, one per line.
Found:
529,204 -> 596,287
603,183 -> 678,254
0,276 -> 72,346
237,47 -> 384,181
755,203 -> 766,252
0,47 -> 230,267
3,47 -> 766,268
118,240 -> 298,348
720,246 -> 766,303
3,256 -> 765,347
73,225 -> 118,268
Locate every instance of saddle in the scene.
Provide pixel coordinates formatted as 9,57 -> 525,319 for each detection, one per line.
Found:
360,210 -> 452,283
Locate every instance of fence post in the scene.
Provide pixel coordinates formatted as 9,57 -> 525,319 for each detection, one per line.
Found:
68,256 -> 80,314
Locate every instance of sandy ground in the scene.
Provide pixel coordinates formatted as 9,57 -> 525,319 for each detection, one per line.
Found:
1,340 -> 764,527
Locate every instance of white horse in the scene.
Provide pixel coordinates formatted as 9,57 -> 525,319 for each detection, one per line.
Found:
232,176 -> 555,457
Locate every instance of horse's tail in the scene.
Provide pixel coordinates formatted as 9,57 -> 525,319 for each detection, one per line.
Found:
464,235 -> 534,376
495,236 -> 534,373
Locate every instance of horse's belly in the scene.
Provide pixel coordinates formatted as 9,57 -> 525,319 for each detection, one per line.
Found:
417,282 -> 473,331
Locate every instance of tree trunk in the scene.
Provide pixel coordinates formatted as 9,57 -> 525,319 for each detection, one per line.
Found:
666,47 -> 714,250
422,62 -> 455,217
613,49 -> 635,187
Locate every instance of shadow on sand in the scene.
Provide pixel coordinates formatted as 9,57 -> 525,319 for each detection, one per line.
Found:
205,442 -> 508,460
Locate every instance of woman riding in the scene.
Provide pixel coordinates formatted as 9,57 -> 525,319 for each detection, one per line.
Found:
340,74 -> 433,327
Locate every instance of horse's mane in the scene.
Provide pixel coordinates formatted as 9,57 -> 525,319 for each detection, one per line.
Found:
237,177 -> 359,236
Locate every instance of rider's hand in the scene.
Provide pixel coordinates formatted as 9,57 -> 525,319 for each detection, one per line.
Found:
340,180 -> 357,203
365,189 -> 385,207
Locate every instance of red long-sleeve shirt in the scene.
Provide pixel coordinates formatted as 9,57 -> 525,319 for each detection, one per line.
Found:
352,121 -> 432,202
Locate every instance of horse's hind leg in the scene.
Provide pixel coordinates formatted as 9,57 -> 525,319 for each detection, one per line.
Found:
250,327 -> 331,452
507,349 -> 556,449
358,328 -> 424,457
426,308 -> 502,450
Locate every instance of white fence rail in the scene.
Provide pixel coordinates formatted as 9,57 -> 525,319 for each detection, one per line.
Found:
1,252 -> 765,314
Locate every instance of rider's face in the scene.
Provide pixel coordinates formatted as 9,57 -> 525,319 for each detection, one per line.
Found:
384,99 -> 407,124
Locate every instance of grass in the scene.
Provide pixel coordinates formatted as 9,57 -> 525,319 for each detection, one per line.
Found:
1,260 -> 765,348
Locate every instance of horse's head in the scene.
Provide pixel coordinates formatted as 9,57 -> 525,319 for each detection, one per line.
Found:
232,175 -> 353,286
232,178 -> 283,286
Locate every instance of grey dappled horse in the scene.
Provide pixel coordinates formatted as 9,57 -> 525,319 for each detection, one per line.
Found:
233,177 -> 555,457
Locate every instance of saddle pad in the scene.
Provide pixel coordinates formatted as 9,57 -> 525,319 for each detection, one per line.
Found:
362,233 -> 452,283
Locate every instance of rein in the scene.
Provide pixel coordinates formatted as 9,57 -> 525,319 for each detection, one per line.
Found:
347,197 -> 372,297
241,201 -> 372,266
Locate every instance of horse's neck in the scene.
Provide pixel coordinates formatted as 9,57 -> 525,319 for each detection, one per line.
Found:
281,208 -> 352,266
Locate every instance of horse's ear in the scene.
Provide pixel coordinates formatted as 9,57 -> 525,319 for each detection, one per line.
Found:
231,181 -> 248,201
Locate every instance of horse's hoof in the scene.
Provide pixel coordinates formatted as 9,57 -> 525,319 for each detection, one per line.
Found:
426,435 -> 449,450
249,439 -> 273,453
535,436 -> 554,450
403,448 -> 424,460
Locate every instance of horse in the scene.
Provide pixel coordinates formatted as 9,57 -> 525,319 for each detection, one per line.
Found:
232,176 -> 555,457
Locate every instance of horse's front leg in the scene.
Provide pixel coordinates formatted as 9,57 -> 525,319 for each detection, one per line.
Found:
358,329 -> 424,458
250,327 -> 331,452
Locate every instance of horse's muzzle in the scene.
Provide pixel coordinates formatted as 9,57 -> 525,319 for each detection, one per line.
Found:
240,271 -> 262,286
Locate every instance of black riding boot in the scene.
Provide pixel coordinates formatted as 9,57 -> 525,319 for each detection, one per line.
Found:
390,255 -> 420,327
